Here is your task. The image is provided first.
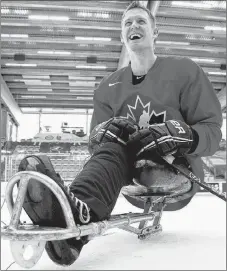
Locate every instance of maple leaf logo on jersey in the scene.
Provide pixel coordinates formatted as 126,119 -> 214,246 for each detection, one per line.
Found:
126,95 -> 166,128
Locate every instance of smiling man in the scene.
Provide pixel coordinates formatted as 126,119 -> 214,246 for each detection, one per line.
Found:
120,2 -> 158,78
18,1 -> 223,267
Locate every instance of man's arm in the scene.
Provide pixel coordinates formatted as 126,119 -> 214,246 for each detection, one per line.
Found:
180,59 -> 223,157
89,83 -> 113,154
127,59 -> 223,159
90,87 -> 113,133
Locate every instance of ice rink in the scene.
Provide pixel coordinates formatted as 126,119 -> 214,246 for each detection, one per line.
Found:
1,188 -> 226,270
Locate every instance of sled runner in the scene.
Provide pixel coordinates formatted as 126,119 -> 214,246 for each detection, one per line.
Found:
1,160 -> 192,269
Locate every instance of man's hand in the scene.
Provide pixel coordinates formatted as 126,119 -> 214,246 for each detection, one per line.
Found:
128,120 -> 195,158
89,117 -> 138,154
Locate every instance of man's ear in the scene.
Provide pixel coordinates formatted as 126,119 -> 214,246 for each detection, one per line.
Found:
153,28 -> 159,40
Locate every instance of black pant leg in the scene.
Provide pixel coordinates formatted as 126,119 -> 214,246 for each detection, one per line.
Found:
69,143 -> 133,220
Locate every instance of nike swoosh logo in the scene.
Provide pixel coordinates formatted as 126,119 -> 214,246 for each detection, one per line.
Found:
136,76 -> 143,79
109,82 -> 121,87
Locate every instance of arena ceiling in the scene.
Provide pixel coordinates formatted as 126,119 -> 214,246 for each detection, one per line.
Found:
1,1 -> 226,114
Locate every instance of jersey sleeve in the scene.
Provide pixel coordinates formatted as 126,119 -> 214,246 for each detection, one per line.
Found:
90,83 -> 113,133
180,59 -> 223,157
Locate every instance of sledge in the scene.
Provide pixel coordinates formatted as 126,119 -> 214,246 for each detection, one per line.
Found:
1,162 -> 192,269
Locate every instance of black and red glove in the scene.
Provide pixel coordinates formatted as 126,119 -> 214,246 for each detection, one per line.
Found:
128,120 -> 198,159
89,117 -> 139,154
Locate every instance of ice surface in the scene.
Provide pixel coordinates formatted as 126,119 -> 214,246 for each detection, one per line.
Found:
1,190 -> 226,270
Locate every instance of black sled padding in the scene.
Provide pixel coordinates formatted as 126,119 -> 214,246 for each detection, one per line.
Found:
18,155 -> 62,184
17,155 -> 65,226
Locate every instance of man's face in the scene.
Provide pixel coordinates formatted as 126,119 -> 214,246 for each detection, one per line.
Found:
121,8 -> 156,52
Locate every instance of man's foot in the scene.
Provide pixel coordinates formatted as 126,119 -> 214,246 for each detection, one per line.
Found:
18,155 -> 91,266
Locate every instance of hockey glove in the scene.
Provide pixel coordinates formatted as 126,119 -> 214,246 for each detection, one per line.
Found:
128,120 -> 195,158
89,117 -> 139,154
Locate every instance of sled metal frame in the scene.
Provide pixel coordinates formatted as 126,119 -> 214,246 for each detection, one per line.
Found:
1,171 -> 178,269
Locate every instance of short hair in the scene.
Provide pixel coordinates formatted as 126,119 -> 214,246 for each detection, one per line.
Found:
121,1 -> 156,28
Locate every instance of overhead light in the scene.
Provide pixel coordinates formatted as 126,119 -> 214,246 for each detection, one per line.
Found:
28,88 -> 52,92
1,8 -> 28,15
69,76 -> 96,80
77,11 -> 93,17
38,50 -> 54,54
21,108 -> 39,112
75,37 -> 111,41
5,63 -> 37,67
29,15 -> 69,21
93,37 -> 111,41
202,1 -> 226,9
54,51 -> 71,55
23,75 -> 50,79
37,50 -> 71,55
24,80 -> 51,85
76,65 -> 106,69
1,34 -> 28,38
69,82 -> 95,87
171,1 -> 219,9
11,34 -> 28,38
13,9 -> 28,15
29,15 -> 48,20
76,97 -> 93,100
69,89 -> 94,92
24,80 -> 41,84
191,58 -> 215,63
76,11 -> 110,19
95,13 -> 110,19
204,26 -> 226,31
208,71 -> 226,76
48,16 -> 69,21
1,8 -> 10,14
186,34 -> 215,41
21,95 -> 47,99
156,41 -> 190,45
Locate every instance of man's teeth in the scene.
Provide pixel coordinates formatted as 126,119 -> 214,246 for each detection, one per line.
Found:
130,34 -> 142,40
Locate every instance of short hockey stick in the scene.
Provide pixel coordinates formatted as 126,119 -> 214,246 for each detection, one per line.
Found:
163,156 -> 226,202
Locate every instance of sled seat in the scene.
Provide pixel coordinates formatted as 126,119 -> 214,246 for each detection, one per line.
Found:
122,180 -> 192,198
122,159 -> 192,208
